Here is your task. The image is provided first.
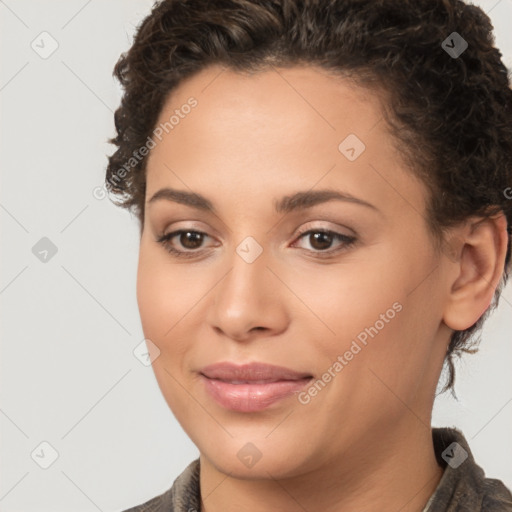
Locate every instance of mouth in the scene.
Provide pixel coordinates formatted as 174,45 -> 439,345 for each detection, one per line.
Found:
199,362 -> 313,412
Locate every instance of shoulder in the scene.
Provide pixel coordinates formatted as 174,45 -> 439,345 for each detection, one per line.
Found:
122,488 -> 174,512
429,428 -> 512,511
481,478 -> 512,511
120,458 -> 201,512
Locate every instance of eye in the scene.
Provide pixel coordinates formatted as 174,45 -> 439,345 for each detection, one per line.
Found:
156,227 -> 357,259
156,229 -> 213,259
292,228 -> 356,256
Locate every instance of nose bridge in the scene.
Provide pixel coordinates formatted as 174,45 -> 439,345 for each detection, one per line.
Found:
207,231 -> 287,339
219,234 -> 270,311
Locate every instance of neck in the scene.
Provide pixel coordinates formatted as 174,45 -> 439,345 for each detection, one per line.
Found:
198,421 -> 444,512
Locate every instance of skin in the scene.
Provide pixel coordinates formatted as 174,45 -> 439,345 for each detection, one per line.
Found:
136,64 -> 508,512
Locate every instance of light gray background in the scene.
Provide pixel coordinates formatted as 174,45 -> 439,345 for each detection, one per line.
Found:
1,1 -> 511,511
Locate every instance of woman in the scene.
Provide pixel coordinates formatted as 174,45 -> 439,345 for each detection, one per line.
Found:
106,0 -> 512,510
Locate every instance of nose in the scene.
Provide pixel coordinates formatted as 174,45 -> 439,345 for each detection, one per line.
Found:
206,245 -> 289,342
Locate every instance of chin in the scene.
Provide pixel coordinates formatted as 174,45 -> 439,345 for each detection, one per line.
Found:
197,436 -> 313,480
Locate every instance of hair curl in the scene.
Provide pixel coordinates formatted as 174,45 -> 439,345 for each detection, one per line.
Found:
106,0 -> 512,392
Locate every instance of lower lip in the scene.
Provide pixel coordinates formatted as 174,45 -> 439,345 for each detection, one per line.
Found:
201,375 -> 312,412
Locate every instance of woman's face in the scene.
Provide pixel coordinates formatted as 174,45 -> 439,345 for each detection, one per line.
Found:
137,64 -> 453,478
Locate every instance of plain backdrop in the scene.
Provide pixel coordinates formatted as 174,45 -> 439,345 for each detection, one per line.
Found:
1,1 -> 511,511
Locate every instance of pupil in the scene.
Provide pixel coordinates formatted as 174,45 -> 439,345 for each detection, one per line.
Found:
181,231 -> 203,249
310,232 -> 332,250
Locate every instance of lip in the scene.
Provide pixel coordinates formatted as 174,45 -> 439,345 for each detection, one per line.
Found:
199,362 -> 313,412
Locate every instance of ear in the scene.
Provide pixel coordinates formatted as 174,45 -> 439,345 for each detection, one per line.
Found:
442,212 -> 509,331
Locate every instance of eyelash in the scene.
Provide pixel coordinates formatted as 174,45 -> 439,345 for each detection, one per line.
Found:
156,227 -> 357,260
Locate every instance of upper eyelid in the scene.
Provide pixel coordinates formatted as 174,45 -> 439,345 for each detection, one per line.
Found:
160,218 -> 356,237
162,223 -> 353,239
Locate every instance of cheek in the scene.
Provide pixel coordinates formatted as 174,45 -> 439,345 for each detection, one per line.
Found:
287,255 -> 404,343
136,245 -> 199,413
136,243 -> 195,355
294,250 -> 435,388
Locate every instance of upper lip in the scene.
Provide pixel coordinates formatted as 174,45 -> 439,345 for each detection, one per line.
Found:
200,362 -> 313,382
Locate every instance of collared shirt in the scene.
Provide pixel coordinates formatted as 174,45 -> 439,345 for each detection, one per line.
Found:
123,427 -> 512,512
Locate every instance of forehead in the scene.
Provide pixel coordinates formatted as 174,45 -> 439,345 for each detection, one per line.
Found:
145,64 -> 427,218
151,64 -> 384,148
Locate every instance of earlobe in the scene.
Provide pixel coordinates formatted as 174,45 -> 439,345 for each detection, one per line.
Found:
442,213 -> 508,331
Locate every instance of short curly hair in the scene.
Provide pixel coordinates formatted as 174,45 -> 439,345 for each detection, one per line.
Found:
106,0 -> 512,392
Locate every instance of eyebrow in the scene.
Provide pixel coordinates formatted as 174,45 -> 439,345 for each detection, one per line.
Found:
147,187 -> 379,214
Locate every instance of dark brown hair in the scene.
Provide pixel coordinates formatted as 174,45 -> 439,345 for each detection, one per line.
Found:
106,0 -> 512,391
